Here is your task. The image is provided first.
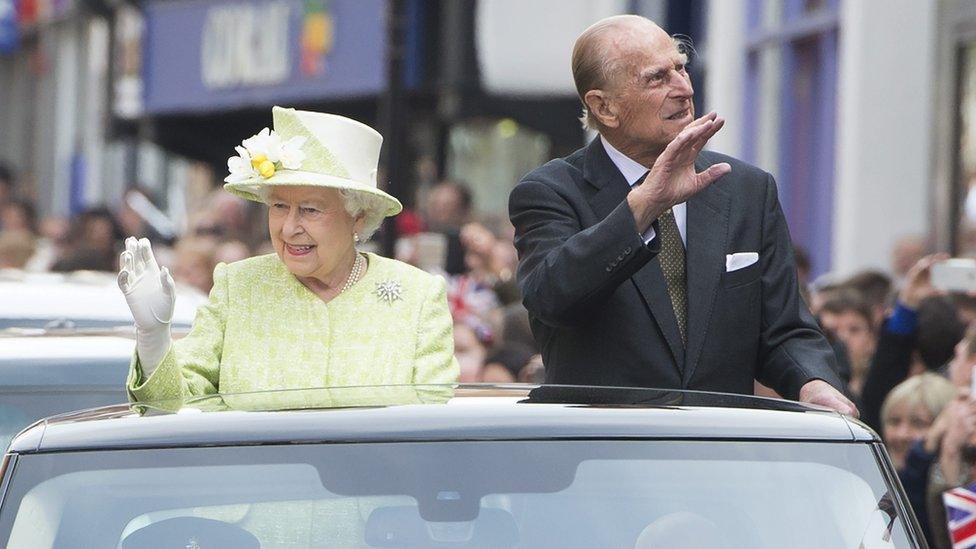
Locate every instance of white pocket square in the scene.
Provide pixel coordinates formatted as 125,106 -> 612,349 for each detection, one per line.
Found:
726,252 -> 759,272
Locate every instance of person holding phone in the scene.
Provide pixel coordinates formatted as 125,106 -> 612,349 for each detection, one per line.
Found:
860,254 -> 965,432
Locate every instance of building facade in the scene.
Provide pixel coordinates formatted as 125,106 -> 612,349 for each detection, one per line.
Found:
705,0 -> 937,277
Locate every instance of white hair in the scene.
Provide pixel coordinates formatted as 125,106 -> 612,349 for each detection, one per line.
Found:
256,186 -> 389,243
575,28 -> 694,132
338,188 -> 388,242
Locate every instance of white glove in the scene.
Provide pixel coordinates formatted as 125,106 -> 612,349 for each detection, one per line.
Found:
118,237 -> 175,375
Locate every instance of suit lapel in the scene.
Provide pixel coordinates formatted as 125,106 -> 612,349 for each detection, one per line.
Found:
582,138 -> 685,370
582,138 -> 631,220
682,157 -> 730,385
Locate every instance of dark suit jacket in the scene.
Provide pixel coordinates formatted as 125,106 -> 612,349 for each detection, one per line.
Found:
508,138 -> 842,399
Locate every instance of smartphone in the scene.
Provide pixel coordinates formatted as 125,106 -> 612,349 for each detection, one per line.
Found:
931,258 -> 976,292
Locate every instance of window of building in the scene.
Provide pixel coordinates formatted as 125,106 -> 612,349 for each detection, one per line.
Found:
743,0 -> 839,275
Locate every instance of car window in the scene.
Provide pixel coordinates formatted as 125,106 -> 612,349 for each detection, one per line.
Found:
0,440 -> 914,548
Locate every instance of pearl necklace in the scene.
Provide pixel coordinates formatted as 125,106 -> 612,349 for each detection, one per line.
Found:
339,253 -> 366,294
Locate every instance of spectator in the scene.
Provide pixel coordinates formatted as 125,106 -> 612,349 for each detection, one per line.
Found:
171,237 -> 218,294
844,269 -> 893,327
818,292 -> 877,396
24,216 -> 70,272
425,180 -> 472,232
807,273 -> 845,317
422,180 -> 472,275
917,295 -> 966,372
0,230 -> 36,269
892,234 -> 929,281
500,303 -> 537,353
860,254 -> 964,432
951,292 -> 976,327
0,163 -> 16,217
883,373 -> 955,470
51,207 -> 125,272
920,323 -> 976,549
481,342 -> 535,383
454,321 -> 487,383
880,373 -> 955,546
0,199 -> 37,235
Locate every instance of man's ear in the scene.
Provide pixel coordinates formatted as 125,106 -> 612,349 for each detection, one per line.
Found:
584,89 -> 619,129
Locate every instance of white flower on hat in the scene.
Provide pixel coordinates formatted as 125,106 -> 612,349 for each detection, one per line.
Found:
226,127 -> 305,182
226,146 -> 258,183
241,127 -> 283,162
279,136 -> 307,170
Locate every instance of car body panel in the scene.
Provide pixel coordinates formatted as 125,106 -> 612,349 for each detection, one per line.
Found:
8,385 -> 873,453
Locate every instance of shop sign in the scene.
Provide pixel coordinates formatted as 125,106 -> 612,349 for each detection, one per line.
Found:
143,0 -> 385,114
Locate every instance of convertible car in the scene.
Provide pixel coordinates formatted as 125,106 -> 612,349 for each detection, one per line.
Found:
0,385 -> 921,548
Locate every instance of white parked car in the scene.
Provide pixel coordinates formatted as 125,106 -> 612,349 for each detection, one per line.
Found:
0,269 -> 206,330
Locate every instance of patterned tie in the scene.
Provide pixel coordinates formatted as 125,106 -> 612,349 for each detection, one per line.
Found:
658,207 -> 687,345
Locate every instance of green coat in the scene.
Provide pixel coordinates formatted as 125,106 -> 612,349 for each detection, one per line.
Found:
128,253 -> 459,403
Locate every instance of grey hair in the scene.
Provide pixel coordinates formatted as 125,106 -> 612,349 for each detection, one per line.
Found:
256,186 -> 389,243
338,189 -> 388,243
574,24 -> 694,132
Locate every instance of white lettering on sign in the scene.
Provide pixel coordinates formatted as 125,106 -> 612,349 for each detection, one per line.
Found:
201,2 -> 291,89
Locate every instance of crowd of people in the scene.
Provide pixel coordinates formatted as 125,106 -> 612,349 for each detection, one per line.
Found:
0,13 -> 973,544
5,154 -> 976,545
787,239 -> 976,548
0,161 -> 541,388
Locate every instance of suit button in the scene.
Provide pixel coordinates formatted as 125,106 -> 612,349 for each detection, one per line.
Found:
624,246 -> 632,254
606,266 -> 613,272
617,254 -> 624,261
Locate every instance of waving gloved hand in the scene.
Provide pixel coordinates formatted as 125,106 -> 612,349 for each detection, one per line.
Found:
118,237 -> 175,374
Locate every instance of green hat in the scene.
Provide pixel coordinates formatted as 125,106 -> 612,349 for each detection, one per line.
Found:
223,106 -> 402,217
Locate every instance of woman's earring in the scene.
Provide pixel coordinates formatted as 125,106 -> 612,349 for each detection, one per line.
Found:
354,232 -> 360,243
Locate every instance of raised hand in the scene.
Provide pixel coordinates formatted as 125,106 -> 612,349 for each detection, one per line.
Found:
898,253 -> 949,309
118,237 -> 175,331
627,112 -> 732,231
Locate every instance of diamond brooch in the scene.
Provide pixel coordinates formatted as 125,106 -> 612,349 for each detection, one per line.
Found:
375,280 -> 404,304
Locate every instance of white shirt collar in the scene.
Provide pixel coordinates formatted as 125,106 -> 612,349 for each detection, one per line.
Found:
600,136 -> 649,187
599,135 -> 687,245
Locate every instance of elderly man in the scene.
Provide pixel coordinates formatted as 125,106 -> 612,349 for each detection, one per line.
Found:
508,15 -> 856,414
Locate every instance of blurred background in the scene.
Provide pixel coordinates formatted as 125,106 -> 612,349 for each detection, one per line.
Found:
2,0 -> 968,278
0,0 -> 975,383
8,5 -> 976,542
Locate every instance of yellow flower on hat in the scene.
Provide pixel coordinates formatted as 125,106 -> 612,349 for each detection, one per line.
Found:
228,129 -> 299,181
256,159 -> 275,178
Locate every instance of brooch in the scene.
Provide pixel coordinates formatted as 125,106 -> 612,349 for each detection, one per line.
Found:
375,280 -> 404,304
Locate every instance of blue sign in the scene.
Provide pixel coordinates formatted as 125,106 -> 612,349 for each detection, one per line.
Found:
143,0 -> 387,114
0,0 -> 18,54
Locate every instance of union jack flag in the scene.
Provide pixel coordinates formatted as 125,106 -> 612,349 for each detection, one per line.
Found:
944,483 -> 976,548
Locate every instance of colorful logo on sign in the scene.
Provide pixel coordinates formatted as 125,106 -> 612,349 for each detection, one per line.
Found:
300,0 -> 333,77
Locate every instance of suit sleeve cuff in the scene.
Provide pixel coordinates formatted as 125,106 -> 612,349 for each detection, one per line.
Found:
127,345 -> 183,405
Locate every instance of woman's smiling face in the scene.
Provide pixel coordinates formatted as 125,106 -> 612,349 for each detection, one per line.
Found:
267,186 -> 363,284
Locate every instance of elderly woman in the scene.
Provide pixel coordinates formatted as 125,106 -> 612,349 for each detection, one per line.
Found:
880,372 -> 955,547
119,107 -> 459,402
